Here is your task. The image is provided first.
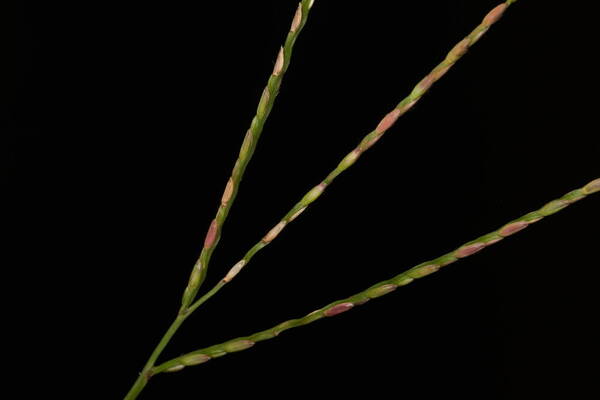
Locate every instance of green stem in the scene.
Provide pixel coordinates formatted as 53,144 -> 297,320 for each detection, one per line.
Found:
124,315 -> 185,400
154,178 -> 600,374
190,0 -> 518,301
180,0 -> 316,310
124,376 -> 147,400
124,282 -> 229,400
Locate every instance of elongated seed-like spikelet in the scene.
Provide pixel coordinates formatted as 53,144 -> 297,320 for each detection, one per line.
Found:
155,178 -> 599,373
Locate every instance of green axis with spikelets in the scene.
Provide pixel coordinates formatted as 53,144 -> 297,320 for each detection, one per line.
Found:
155,178 -> 600,373
181,0 -> 316,310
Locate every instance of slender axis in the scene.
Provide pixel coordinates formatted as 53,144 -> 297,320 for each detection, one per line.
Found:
181,0 -> 316,310
155,178 -> 600,374
187,0 -> 518,314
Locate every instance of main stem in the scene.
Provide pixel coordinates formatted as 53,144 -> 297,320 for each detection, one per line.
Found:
123,283 -> 224,399
124,315 -> 185,400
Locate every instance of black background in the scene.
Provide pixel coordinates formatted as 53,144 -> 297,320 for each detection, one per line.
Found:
8,1 -> 600,398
